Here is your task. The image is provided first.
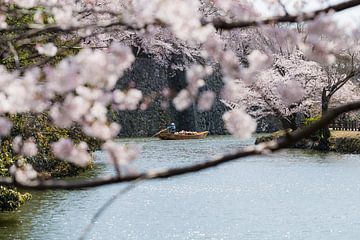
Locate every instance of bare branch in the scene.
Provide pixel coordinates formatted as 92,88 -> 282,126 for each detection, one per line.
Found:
1,101 -> 360,190
7,42 -> 20,69
208,0 -> 360,29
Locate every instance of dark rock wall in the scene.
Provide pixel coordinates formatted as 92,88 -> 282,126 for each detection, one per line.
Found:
113,55 -> 228,137
112,56 -> 172,137
194,70 -> 228,135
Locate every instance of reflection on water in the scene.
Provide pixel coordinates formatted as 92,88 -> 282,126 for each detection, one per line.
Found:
1,136 -> 360,240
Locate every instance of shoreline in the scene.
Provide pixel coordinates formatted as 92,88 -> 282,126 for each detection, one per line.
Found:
255,130 -> 360,154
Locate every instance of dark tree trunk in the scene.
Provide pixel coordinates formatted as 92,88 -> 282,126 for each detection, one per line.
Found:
318,88 -> 331,151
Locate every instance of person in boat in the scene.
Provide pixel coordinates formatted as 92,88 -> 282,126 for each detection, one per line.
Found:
167,122 -> 176,134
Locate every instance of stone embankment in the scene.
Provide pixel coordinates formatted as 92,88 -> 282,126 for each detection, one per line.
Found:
255,130 -> 360,154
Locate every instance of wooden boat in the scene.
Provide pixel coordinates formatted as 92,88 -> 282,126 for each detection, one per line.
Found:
156,130 -> 209,140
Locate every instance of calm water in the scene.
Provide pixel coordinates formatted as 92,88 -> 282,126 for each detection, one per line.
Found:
1,136 -> 360,240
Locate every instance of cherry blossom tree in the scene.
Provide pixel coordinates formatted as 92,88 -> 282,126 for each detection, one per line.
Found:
316,49 -> 360,149
0,0 -> 359,210
221,51 -> 327,129
221,27 -> 360,132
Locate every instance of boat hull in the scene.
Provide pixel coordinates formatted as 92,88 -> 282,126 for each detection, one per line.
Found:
158,131 -> 209,140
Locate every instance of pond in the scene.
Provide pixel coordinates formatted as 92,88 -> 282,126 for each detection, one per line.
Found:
1,136 -> 360,240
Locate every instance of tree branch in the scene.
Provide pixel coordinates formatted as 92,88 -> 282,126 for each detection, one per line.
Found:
207,0 -> 360,29
78,183 -> 138,240
1,101 -> 360,190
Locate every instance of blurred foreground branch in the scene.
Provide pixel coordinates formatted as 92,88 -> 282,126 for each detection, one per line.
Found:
1,101 -> 360,190
209,0 -> 360,29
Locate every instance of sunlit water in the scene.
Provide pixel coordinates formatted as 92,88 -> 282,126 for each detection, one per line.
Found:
1,136 -> 360,240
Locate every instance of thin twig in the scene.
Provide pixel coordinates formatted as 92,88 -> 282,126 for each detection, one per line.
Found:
8,42 -> 20,69
207,0 -> 360,29
78,183 -> 138,240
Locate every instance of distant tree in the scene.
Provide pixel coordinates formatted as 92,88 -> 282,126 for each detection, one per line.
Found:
318,50 -> 360,149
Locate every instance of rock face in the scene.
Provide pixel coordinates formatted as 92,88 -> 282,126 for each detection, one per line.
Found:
256,112 -> 308,133
256,115 -> 284,133
113,55 -> 228,137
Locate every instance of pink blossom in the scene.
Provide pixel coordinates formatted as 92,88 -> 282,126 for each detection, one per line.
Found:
12,0 -> 38,8
22,139 -> 38,157
36,43 -> 58,57
12,136 -> 38,157
241,50 -> 271,82
277,80 -> 306,106
12,136 -> 23,154
34,9 -> 44,24
198,91 -> 216,112
102,141 -> 140,167
112,88 -> 143,110
0,117 -> 12,136
82,121 -> 120,140
52,5 -> 77,29
186,65 -> 211,95
10,163 -> 38,184
173,89 -> 192,111
125,89 -> 143,110
50,94 -> 91,128
0,15 -> 7,29
51,138 -> 91,167
222,109 -> 257,138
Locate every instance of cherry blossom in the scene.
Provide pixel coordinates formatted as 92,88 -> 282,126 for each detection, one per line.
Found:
222,109 -> 257,138
102,141 -> 140,167
12,137 -> 38,157
277,80 -> 306,106
113,89 -> 143,111
36,43 -> 58,57
198,91 -> 216,112
0,15 -> 7,29
173,89 -> 193,111
0,117 -> 12,136
9,163 -> 38,184
51,138 -> 91,167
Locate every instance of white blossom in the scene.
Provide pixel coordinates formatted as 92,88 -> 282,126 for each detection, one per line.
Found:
198,91 -> 216,111
102,141 -> 140,167
12,137 -> 38,157
222,109 -> 257,138
277,80 -> 306,106
36,43 -> 58,57
10,163 -> 38,184
173,89 -> 192,111
51,138 -> 91,167
0,15 -> 7,29
0,117 -> 12,136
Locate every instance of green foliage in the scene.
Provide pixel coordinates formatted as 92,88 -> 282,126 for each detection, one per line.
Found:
0,113 -> 101,211
0,112 -> 103,211
304,116 -> 322,141
3,113 -> 101,177
1,6 -> 79,70
0,186 -> 31,212
0,6 -> 92,212
0,139 -> 15,176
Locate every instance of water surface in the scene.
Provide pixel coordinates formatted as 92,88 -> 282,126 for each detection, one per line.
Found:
1,136 -> 360,240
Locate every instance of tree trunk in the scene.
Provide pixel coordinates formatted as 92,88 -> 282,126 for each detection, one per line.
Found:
318,88 -> 331,151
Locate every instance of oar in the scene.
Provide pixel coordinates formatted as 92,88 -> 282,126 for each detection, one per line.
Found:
151,129 -> 167,137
